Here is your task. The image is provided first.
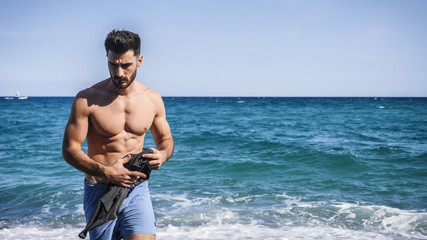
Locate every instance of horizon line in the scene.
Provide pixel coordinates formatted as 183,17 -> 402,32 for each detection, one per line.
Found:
2,95 -> 427,98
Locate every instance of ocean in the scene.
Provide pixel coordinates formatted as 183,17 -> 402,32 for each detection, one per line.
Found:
0,97 -> 426,239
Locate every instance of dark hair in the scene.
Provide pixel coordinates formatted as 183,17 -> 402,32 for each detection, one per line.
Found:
104,29 -> 141,56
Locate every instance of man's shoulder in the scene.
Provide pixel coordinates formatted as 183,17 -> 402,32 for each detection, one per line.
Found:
144,87 -> 161,98
142,87 -> 163,104
141,87 -> 166,116
75,80 -> 109,99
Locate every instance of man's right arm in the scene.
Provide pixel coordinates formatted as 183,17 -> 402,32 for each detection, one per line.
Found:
62,93 -> 105,177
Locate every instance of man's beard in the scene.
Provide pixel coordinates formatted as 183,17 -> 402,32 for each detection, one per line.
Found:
112,69 -> 137,89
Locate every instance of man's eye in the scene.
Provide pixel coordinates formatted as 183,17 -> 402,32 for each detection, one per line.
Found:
122,64 -> 131,69
109,63 -> 118,67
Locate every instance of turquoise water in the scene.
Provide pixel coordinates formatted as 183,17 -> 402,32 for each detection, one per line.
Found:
0,97 -> 426,239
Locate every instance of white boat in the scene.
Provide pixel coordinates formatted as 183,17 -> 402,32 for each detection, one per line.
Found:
16,91 -> 28,100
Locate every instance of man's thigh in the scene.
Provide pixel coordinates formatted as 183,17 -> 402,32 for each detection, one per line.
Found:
119,183 -> 156,236
123,233 -> 155,240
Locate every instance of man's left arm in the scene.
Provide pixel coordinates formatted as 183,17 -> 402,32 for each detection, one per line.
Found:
144,92 -> 174,170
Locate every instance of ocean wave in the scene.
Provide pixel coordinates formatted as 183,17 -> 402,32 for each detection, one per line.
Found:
150,192 -> 427,239
1,202 -> 425,240
157,223 -> 425,240
0,225 -> 78,240
0,224 -> 404,240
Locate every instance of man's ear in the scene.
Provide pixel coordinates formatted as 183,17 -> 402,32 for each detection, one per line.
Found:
137,55 -> 143,67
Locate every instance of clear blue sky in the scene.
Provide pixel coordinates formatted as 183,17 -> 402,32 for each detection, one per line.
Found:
1,0 -> 426,97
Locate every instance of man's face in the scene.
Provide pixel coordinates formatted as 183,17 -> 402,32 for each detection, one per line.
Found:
107,50 -> 143,89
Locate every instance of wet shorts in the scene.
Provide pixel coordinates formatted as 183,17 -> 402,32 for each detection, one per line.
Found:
83,180 -> 156,240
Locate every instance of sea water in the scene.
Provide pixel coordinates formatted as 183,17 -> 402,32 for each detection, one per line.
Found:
0,97 -> 426,239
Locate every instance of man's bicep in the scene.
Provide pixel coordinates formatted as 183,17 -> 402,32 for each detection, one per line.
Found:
150,95 -> 172,144
64,97 -> 89,147
151,114 -> 172,144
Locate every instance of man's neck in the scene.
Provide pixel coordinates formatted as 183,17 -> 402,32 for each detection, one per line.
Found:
108,78 -> 137,96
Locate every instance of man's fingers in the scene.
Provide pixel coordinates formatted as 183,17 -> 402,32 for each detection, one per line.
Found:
119,174 -> 142,187
147,160 -> 162,170
121,154 -> 132,164
114,155 -> 130,166
121,182 -> 133,188
142,148 -> 158,159
142,153 -> 156,159
128,170 -> 147,179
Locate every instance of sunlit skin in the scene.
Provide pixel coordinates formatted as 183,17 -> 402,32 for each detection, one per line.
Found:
63,49 -> 174,240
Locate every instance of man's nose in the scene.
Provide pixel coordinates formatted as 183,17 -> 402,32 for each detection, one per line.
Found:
116,67 -> 124,77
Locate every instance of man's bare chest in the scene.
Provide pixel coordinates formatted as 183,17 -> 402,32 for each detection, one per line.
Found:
89,99 -> 155,138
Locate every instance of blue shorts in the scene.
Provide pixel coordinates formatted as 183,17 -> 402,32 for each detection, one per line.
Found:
83,180 -> 156,240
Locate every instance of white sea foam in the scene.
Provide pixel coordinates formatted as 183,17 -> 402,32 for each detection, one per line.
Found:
2,195 -> 425,240
0,226 -> 80,240
152,192 -> 427,239
1,223 -> 423,240
152,193 -> 222,210
352,204 -> 427,237
157,223 -> 402,240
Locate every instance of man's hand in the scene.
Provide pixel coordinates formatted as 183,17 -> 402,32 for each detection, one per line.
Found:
101,155 -> 147,187
143,148 -> 166,170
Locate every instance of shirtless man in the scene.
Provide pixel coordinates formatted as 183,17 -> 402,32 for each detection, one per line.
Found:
62,30 -> 174,240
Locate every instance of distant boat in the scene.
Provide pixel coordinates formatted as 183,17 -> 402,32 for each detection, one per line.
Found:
16,91 -> 28,100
